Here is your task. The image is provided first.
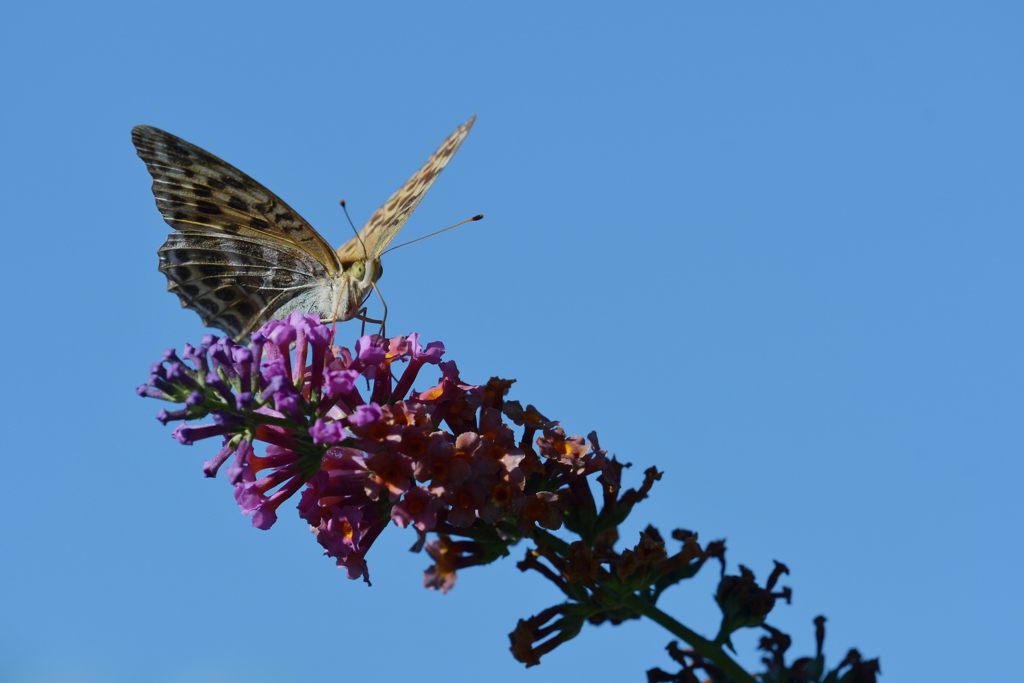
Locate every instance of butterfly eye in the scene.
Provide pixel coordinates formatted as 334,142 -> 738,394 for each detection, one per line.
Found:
348,261 -> 366,279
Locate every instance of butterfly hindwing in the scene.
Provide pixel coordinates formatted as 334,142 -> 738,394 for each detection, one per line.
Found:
159,231 -> 332,339
336,116 -> 476,262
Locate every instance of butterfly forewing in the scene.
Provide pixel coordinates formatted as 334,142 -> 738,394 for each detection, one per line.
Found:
132,125 -> 342,339
336,115 -> 476,262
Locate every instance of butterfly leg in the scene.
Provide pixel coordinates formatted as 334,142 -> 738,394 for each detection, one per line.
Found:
357,279 -> 389,340
355,309 -> 387,340
357,308 -> 367,338
371,280 -> 389,339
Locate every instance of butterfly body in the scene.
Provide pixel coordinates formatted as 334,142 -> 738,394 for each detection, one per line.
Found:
133,117 -> 474,340
264,257 -> 383,325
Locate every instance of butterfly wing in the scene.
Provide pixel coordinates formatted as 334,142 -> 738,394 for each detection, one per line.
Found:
132,125 -> 343,339
157,231 -> 336,340
335,116 -> 476,262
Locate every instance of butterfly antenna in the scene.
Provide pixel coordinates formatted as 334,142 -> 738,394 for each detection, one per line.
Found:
339,199 -> 370,259
381,214 -> 484,255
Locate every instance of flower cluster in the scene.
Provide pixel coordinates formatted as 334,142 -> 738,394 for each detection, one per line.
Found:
141,313 -> 879,680
139,313 -> 608,585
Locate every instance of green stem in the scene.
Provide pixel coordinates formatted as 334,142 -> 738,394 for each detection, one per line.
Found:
624,595 -> 756,683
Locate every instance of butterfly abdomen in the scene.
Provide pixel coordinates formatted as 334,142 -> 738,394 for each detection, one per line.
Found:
268,282 -> 342,322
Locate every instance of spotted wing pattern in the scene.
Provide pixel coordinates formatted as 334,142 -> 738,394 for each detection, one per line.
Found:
336,115 -> 476,262
157,232 -> 330,340
132,125 -> 342,339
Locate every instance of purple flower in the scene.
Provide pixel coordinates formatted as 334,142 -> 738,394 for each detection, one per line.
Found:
348,403 -> 383,427
355,335 -> 387,365
310,418 -> 346,446
202,441 -> 236,478
172,422 -> 230,445
324,367 -> 359,398
266,319 -> 297,349
409,333 -> 445,364
298,458 -> 386,584
137,384 -> 169,400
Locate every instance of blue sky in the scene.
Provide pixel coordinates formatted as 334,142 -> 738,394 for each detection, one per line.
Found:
2,2 -> 1021,681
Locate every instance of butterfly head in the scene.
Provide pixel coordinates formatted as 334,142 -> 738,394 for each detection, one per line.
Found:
331,257 -> 385,322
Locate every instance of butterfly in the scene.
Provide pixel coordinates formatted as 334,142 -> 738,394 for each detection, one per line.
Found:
132,117 -> 475,340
